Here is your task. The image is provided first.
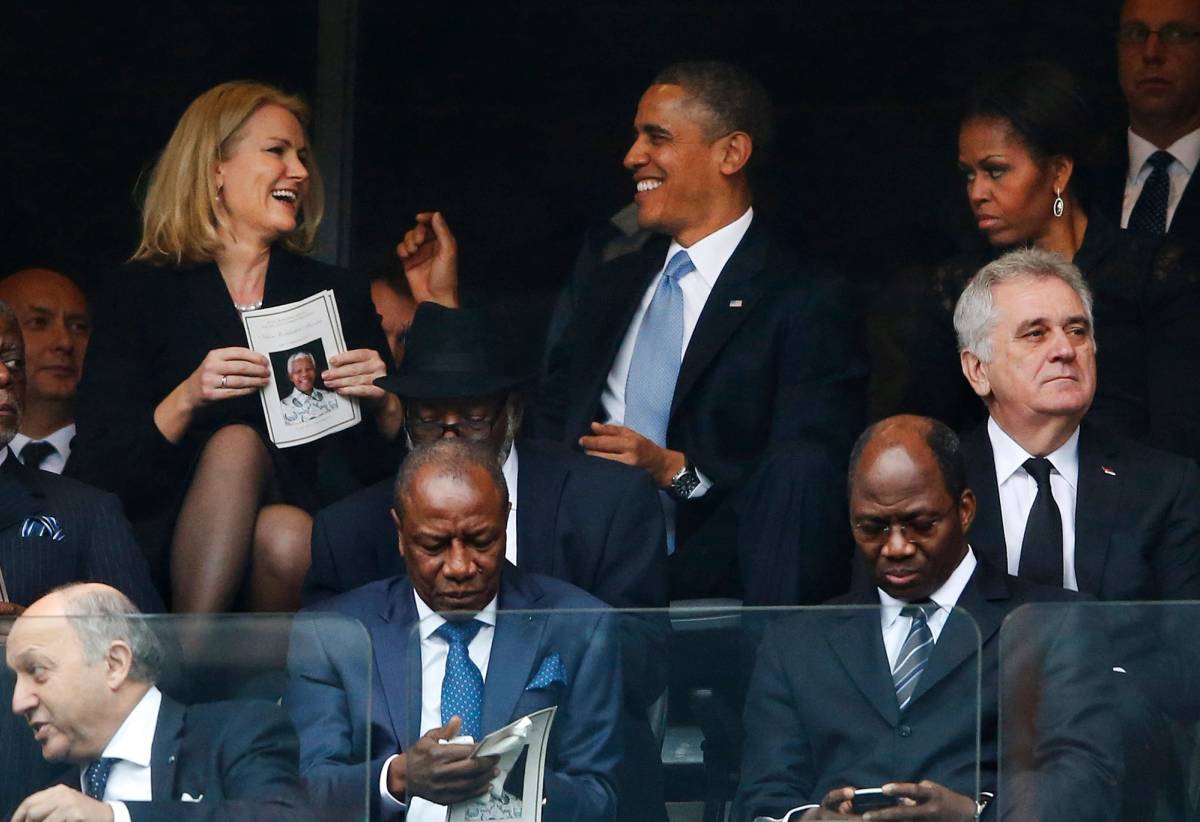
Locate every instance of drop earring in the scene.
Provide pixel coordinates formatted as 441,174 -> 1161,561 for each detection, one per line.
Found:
1052,187 -> 1065,218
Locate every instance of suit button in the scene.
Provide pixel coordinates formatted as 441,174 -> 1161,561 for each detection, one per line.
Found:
897,724 -> 911,737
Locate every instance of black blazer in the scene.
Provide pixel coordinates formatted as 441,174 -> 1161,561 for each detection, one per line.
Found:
535,218 -> 866,585
72,250 -> 393,566
73,694 -> 315,821
961,420 -> 1200,601
733,558 -> 1121,822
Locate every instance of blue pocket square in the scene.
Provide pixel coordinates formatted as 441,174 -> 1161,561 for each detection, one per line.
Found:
525,653 -> 567,690
21,515 -> 64,541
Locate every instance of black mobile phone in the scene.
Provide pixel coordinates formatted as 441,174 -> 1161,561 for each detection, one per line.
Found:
850,787 -> 903,813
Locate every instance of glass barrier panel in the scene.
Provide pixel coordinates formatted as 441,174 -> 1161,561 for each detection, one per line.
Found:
0,612 -> 372,822
386,603 -> 981,822
997,601 -> 1198,822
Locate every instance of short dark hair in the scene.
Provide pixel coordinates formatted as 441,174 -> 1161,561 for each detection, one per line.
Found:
848,417 -> 967,501
964,60 -> 1097,193
393,439 -> 509,519
653,60 -> 775,165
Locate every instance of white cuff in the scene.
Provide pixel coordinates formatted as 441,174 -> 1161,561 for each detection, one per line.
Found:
687,467 -> 714,499
379,754 -> 407,810
108,801 -> 132,822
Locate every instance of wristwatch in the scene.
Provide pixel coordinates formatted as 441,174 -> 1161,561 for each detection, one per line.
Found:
669,459 -> 701,500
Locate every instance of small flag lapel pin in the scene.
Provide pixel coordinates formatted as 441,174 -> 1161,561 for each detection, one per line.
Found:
729,299 -> 743,308
1102,466 -> 1117,476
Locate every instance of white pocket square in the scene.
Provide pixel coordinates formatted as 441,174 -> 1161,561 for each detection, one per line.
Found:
180,792 -> 204,802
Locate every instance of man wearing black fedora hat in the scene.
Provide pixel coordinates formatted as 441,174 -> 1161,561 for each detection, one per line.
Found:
302,300 -> 671,821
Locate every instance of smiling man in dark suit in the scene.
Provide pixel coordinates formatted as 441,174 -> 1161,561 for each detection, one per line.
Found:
535,60 -> 865,602
733,415 -> 1120,822
6,583 -> 311,822
288,440 -> 621,822
952,247 -> 1200,599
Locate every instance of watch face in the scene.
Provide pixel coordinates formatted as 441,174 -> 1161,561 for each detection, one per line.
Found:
672,467 -> 700,500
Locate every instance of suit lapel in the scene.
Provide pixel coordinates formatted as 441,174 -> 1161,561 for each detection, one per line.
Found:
0,450 -> 46,531
150,695 -> 185,801
513,444 -> 566,577
481,569 -> 547,733
910,562 -> 1003,706
373,580 -> 423,748
961,426 -> 1007,571
670,221 -> 768,418
1073,425 -> 1120,595
826,594 -> 900,726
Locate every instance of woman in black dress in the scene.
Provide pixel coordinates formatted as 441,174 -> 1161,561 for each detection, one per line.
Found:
74,81 -> 400,612
897,62 -> 1200,461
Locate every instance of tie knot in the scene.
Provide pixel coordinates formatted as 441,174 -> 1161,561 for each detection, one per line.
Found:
1023,457 -> 1055,484
663,250 -> 695,282
901,602 -> 938,623
435,619 -> 484,647
1147,150 -> 1175,171
19,440 -> 57,469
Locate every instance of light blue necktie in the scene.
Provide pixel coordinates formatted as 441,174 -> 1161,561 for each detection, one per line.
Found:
624,251 -> 694,554
892,603 -> 938,712
436,619 -> 485,739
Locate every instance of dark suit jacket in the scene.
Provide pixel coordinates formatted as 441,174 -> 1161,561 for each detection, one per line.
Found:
535,217 -> 866,596
733,559 -> 1121,822
303,439 -> 667,609
961,420 -> 1200,600
286,565 -> 621,822
65,694 -> 314,821
71,250 -> 394,581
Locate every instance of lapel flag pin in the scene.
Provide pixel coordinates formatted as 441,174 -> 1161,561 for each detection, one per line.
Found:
729,299 -> 743,308
1102,465 -> 1117,476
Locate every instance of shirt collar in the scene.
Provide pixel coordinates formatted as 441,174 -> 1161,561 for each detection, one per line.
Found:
100,686 -> 162,769
413,590 -> 499,641
987,417 -> 1080,491
1128,126 -> 1200,179
11,424 -> 75,460
502,445 -> 518,510
878,547 -> 978,629
663,207 -> 754,290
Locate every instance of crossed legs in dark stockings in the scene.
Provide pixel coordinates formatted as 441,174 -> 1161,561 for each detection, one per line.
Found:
170,424 -> 312,613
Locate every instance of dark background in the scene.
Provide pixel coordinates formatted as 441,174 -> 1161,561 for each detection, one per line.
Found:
3,0 -> 1127,318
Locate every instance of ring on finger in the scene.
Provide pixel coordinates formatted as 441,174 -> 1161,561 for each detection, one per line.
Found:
220,374 -> 228,389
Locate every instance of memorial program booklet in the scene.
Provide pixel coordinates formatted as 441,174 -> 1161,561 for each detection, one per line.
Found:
240,290 -> 361,448
446,707 -> 557,822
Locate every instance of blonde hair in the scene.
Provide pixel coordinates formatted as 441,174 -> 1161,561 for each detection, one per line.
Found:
132,80 -> 325,265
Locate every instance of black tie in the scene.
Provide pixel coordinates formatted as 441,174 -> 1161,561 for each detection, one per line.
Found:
1127,150 -> 1174,235
18,441 -> 56,470
1018,457 -> 1064,587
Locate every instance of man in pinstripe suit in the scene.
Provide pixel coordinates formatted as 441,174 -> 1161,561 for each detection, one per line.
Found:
0,300 -> 160,819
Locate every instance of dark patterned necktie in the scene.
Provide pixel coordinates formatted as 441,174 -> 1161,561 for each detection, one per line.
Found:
18,440 -> 56,470
83,757 -> 120,800
1018,457 -> 1064,587
1127,150 -> 1175,235
435,619 -> 485,739
893,602 -> 937,711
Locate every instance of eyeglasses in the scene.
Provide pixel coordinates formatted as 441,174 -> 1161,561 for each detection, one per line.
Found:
852,504 -> 957,545
1118,22 -> 1200,46
406,405 -> 503,440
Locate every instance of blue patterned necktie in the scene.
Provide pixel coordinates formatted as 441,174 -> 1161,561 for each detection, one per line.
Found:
892,602 -> 938,712
624,249 -> 694,448
1128,150 -> 1174,235
83,757 -> 120,800
435,619 -> 485,739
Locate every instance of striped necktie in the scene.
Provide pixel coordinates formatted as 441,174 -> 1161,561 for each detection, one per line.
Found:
892,602 -> 938,711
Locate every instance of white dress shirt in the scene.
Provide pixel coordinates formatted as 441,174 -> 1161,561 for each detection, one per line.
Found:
878,548 -> 976,671
1121,126 -> 1200,230
11,423 -> 75,474
502,446 -> 518,566
380,593 -> 499,821
85,685 -> 162,822
988,418 -> 1080,590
